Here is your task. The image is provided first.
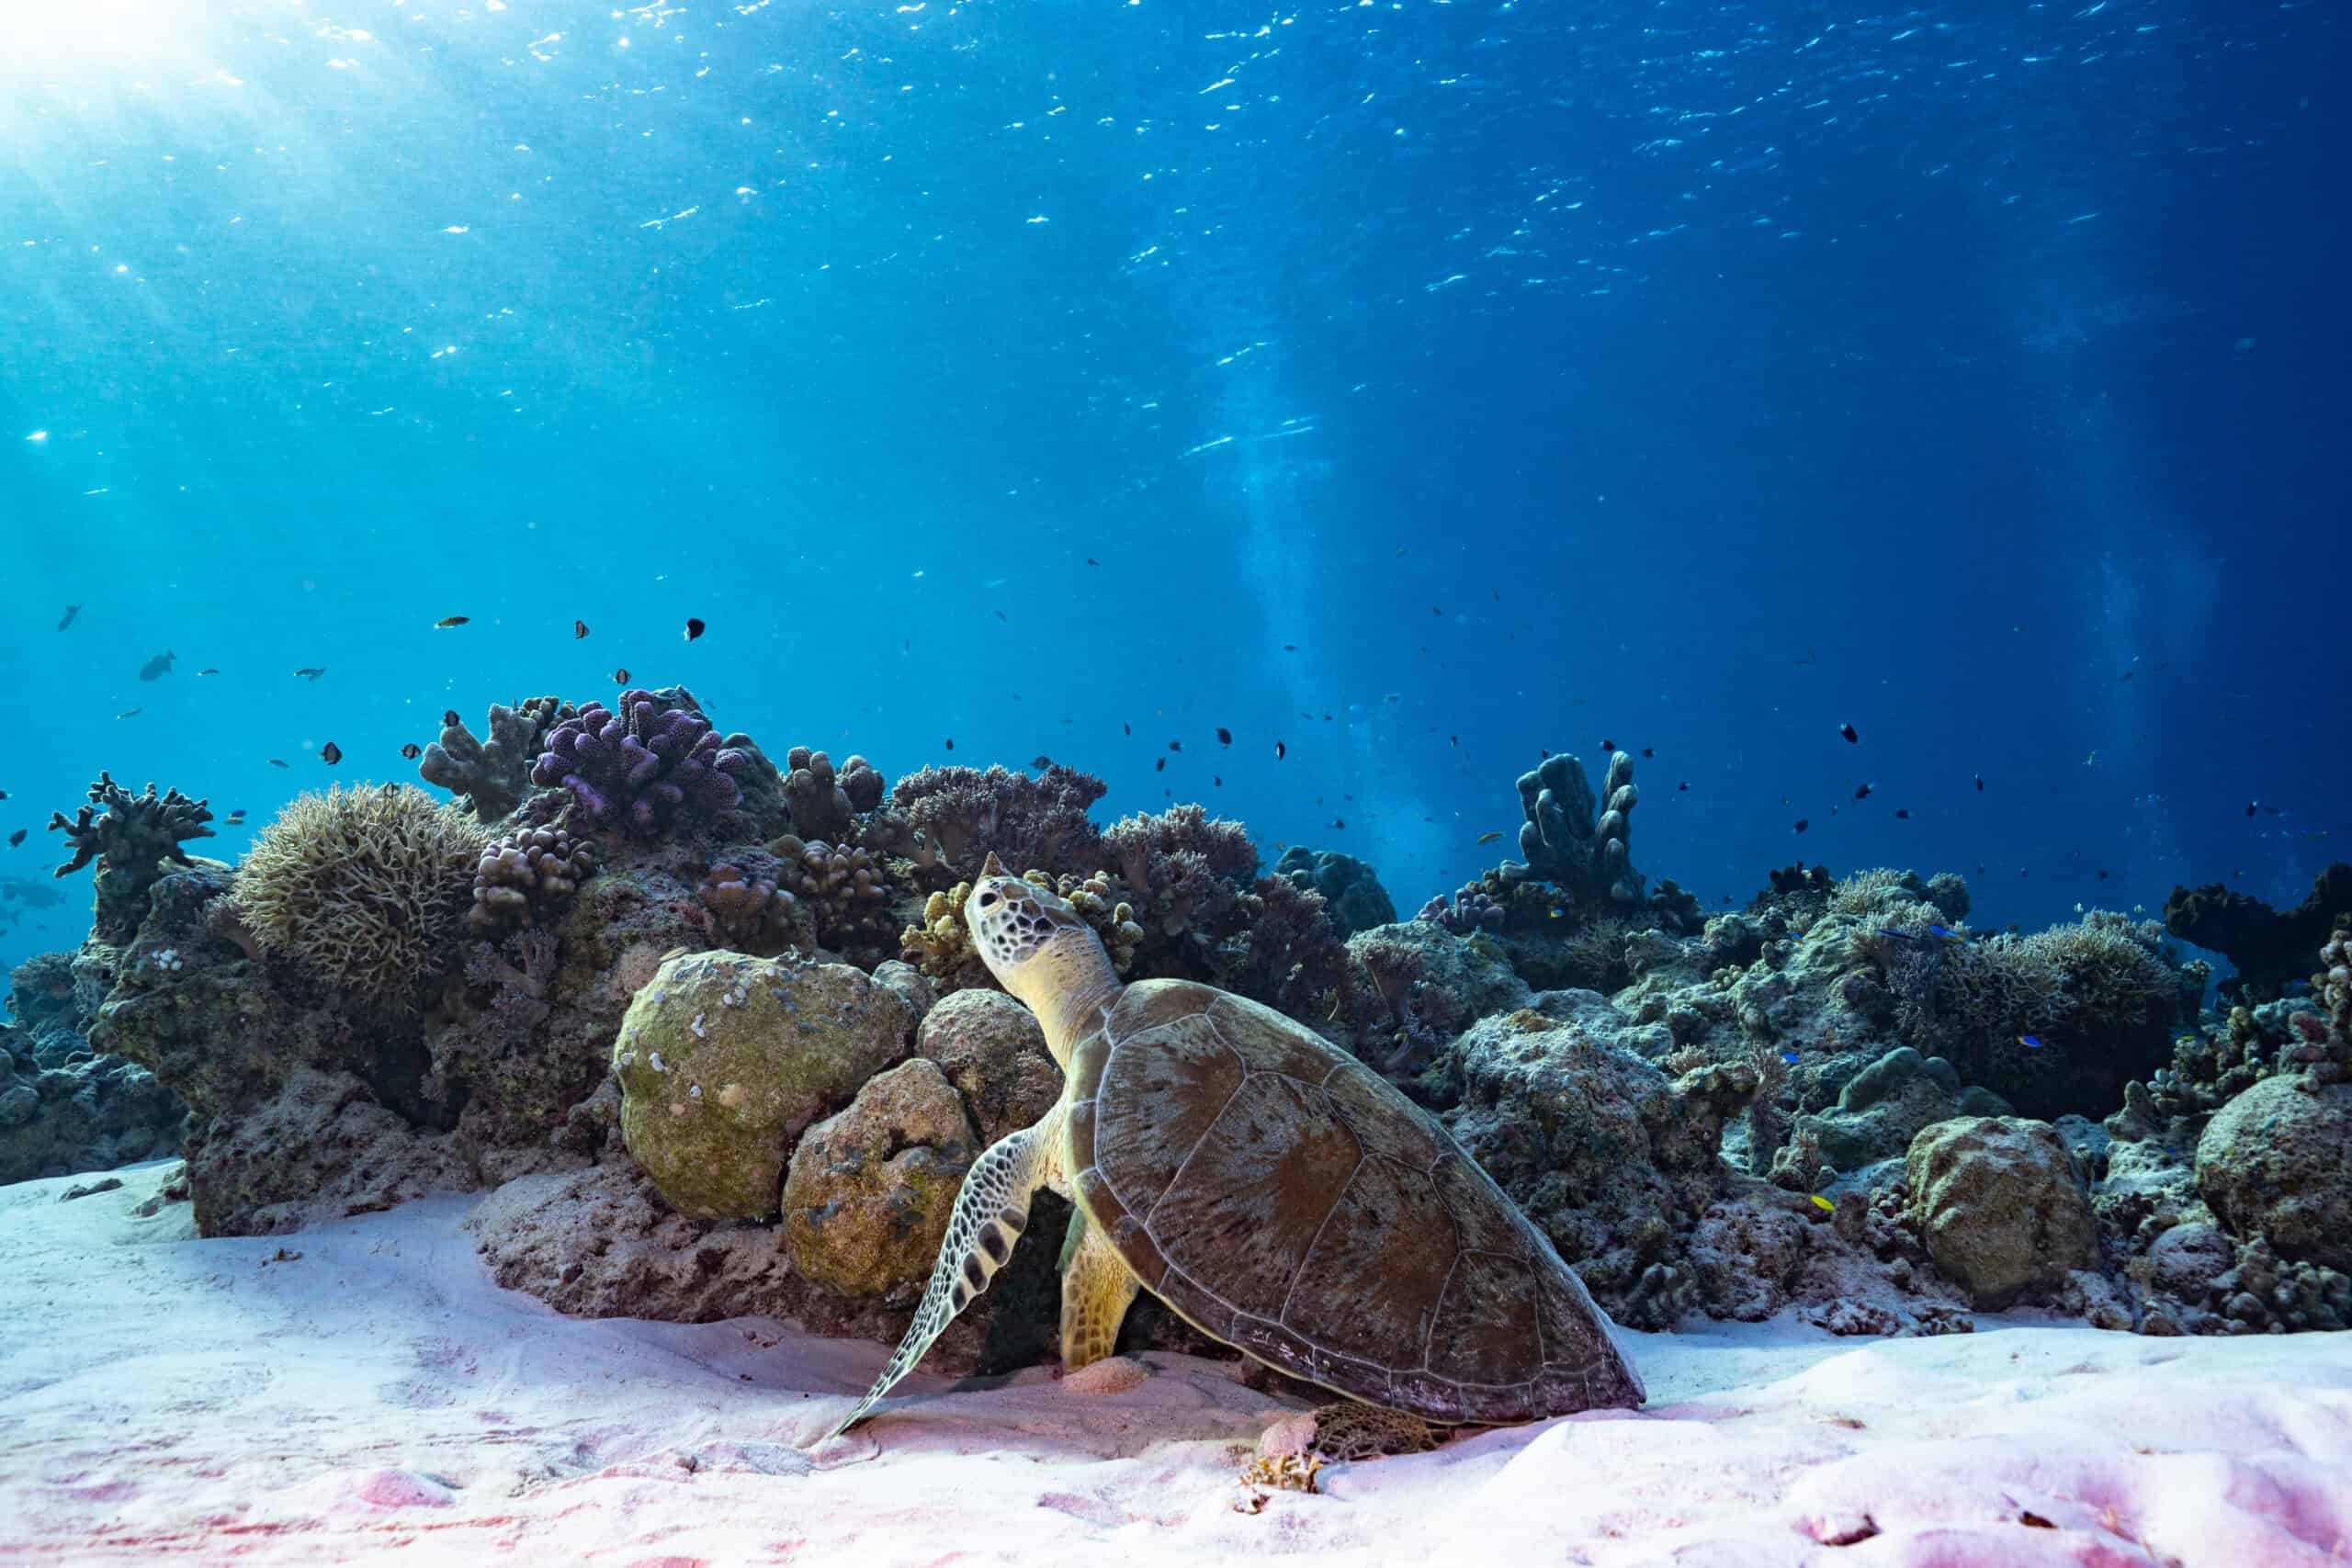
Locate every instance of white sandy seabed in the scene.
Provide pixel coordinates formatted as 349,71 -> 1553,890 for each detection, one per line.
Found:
1,1161 -> 2348,1568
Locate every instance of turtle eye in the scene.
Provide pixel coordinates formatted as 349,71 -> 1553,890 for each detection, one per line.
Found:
977,891 -> 999,908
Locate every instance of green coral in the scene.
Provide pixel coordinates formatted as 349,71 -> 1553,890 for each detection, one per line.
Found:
611,949 -> 913,1221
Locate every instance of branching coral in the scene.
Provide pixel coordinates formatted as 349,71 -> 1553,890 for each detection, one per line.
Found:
1418,885 -> 1505,935
2164,863 -> 2352,1003
1102,803 -> 1258,938
419,697 -> 574,820
49,772 -> 217,943
697,860 -> 801,955
529,688 -> 746,839
772,835 -> 896,964
231,784 -> 489,1002
903,869 -> 1144,992
1514,750 -> 1641,905
782,747 -> 886,840
887,762 -> 1106,880
467,825 -> 597,934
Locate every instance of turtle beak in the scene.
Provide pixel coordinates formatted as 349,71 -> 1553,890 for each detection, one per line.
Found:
980,850 -> 1008,877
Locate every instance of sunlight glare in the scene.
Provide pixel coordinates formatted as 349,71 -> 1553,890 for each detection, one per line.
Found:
3,0 -> 196,73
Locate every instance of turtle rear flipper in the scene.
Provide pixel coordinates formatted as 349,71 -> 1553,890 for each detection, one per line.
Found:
818,1103 -> 1066,1442
1057,1206 -> 1142,1372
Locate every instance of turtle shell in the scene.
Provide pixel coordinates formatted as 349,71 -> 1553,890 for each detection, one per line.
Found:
1064,978 -> 1645,1424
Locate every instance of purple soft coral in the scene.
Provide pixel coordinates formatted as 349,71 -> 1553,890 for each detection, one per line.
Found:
530,688 -> 745,839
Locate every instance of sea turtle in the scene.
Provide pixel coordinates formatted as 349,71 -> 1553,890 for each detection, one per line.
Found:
819,853 -> 1644,1441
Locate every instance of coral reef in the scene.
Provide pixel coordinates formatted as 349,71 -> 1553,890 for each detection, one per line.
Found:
2195,1074 -> 2352,1271
1273,846 -> 1396,938
1904,1117 -> 2099,1310
611,949 -> 913,1222
1101,803 -> 1257,938
695,859 -> 801,955
419,697 -> 574,820
2163,863 -> 2352,1002
888,762 -> 1107,881
0,1017 -> 185,1184
1418,884 -> 1505,935
1513,750 -> 1641,905
530,688 -> 747,839
779,1057 -> 977,1300
467,825 -> 597,934
780,747 -> 886,840
770,835 -> 897,965
48,773 -> 217,943
231,784 -> 489,1003
1345,921 -> 1530,1084
1791,1045 -> 2009,1177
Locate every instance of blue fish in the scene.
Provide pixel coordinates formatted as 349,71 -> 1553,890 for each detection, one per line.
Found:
1930,925 -> 1965,941
1780,1050 -> 1800,1066
2018,1034 -> 2043,1050
1874,928 -> 1918,941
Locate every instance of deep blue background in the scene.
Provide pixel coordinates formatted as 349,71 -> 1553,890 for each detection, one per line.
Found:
3,0 -> 2345,977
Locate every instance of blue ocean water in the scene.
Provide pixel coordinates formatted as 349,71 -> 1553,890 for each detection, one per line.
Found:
1,0 -> 2345,978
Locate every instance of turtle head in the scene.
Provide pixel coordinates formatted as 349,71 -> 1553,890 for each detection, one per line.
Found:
968,852 -> 1120,1064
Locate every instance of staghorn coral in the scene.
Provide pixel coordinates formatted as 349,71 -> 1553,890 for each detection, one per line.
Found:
781,747 -> 885,840
887,761 -> 1106,880
1514,750 -> 1641,905
231,784 -> 489,1003
529,687 -> 746,839
467,825 -> 597,933
772,835 -> 897,965
49,772 -> 217,943
2164,863 -> 2352,1003
418,697 -> 574,820
696,860 -> 801,955
1102,803 -> 1258,938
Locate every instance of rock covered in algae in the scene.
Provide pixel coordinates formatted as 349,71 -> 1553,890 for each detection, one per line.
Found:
780,1056 -> 977,1300
2196,1074 -> 2352,1272
612,949 -> 912,1222
1904,1115 -> 2098,1309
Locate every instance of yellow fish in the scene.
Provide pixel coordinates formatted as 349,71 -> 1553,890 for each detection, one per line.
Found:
1809,1194 -> 1836,1213
1475,831 -> 1503,846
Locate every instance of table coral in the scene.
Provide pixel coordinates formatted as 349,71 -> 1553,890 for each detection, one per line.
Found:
48,772 -> 217,943
529,688 -> 746,839
419,697 -> 574,820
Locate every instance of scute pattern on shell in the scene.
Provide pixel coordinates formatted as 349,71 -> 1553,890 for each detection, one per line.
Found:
1065,979 -> 1645,1424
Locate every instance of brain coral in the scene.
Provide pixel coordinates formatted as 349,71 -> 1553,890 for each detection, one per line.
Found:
230,784 -> 490,1001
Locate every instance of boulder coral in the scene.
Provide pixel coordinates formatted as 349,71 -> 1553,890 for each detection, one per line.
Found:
611,950 -> 912,1222
1904,1116 -> 2099,1309
2195,1074 -> 2352,1272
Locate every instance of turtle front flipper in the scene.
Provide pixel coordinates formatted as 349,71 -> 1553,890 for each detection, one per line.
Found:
1057,1205 -> 1141,1373
818,1104 -> 1065,1442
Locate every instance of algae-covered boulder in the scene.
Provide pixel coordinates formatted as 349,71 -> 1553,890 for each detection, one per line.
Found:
612,949 -> 913,1222
1796,1046 -> 2011,1173
780,1057 -> 977,1300
1905,1116 -> 2098,1309
2196,1075 -> 2352,1272
914,987 -> 1059,1146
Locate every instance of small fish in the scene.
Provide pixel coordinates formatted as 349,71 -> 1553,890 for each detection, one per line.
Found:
443,709 -> 461,728
1678,782 -> 1689,791
1838,722 -> 1859,744
1282,643 -> 1297,652
573,619 -> 590,639
1450,736 -> 1458,748
2177,1034 -> 2202,1048
2097,869 -> 2109,880
684,617 -> 706,641
294,667 -> 325,681
401,743 -> 423,760
1123,722 -> 1132,736
2118,670 -> 2135,682
1929,925 -> 1964,942
1547,907 -> 1564,920
198,667 -> 220,676
0,789 -> 6,799
1168,739 -> 1182,752
1853,783 -> 1871,800
992,609 -> 1007,622
1793,818 -> 1809,834
613,668 -> 630,684
2018,1034 -> 2043,1050
1086,558 -> 1100,566
944,738 -> 955,750
1274,740 -> 1286,761
138,650 -> 175,681
116,706 -> 141,719
1780,1050 -> 1799,1066
1874,928 -> 1918,941
1475,831 -> 1503,846
6,829 -> 23,848
434,615 -> 470,628
56,604 -> 81,631
224,811 -> 246,825
1216,728 -> 1233,746
1601,738 -> 1615,751
1155,757 -> 1166,773
321,741 -> 343,764
268,759 -> 289,768
1641,747 -> 1655,758
1332,818 -> 1345,829
1894,808 -> 1911,819
1809,1195 -> 1836,1213
2245,802 -> 2257,818
1032,755 -> 1052,769
2084,750 -> 2097,767
1973,773 -> 1984,791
